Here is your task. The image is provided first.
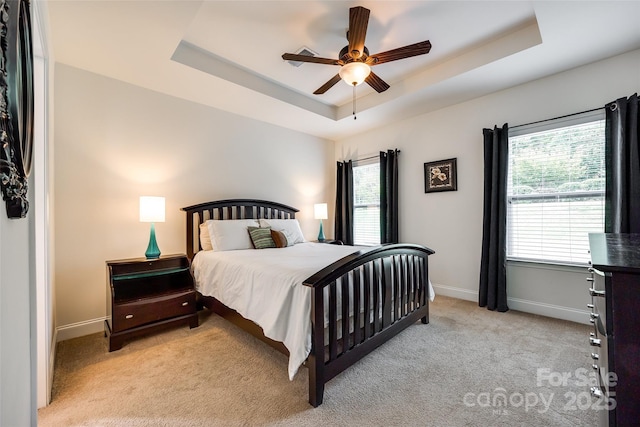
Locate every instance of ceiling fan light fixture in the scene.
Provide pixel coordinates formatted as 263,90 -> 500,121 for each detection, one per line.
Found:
339,62 -> 371,86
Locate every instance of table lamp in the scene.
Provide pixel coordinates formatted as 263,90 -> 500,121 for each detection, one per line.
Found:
314,203 -> 328,242
140,196 -> 165,259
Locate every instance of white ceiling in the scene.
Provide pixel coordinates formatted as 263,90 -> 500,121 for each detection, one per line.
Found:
47,1 -> 640,140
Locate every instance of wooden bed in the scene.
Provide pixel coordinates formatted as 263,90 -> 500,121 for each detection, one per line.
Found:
182,199 -> 435,407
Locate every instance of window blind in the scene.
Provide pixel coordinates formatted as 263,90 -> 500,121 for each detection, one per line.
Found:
353,161 -> 381,245
507,111 -> 605,265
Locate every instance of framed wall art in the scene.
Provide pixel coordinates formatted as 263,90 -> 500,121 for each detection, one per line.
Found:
424,158 -> 457,193
0,0 -> 34,218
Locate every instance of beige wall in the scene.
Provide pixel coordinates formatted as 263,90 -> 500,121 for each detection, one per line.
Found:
335,48 -> 640,323
54,64 -> 334,338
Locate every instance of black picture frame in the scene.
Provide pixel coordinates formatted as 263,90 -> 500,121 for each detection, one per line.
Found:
424,158 -> 457,193
0,0 -> 34,218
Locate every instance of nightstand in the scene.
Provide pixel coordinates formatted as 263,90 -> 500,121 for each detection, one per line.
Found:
105,254 -> 198,351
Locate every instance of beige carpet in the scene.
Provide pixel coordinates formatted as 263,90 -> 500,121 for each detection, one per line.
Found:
38,296 -> 598,427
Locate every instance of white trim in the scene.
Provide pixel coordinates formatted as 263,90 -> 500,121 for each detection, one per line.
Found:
432,283 -> 589,325
432,283 -> 478,302
32,0 -> 54,409
48,328 -> 57,394
56,317 -> 106,342
506,297 -> 590,325
509,109 -> 605,137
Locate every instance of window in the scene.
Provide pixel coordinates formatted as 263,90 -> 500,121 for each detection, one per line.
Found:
507,111 -> 605,265
353,160 -> 380,245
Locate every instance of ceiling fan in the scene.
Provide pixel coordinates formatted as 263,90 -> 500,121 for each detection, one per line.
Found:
282,6 -> 432,96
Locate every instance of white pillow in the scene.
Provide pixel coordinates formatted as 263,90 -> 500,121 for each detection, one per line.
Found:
199,223 -> 213,251
206,219 -> 259,251
258,218 -> 305,244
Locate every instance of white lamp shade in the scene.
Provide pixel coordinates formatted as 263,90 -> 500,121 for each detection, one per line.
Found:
314,203 -> 328,220
139,196 -> 165,223
339,62 -> 371,86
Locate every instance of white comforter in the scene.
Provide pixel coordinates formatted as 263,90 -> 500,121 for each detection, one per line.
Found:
192,242 -> 435,380
192,242 -> 363,379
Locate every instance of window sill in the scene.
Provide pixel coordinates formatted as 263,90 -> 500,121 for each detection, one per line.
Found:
506,258 -> 589,273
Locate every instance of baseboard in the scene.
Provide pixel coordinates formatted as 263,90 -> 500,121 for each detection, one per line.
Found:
506,297 -> 590,325
48,328 -> 57,404
56,317 -> 106,342
432,283 -> 590,325
432,283 -> 478,302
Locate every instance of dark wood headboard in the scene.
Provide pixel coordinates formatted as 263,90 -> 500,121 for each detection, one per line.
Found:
181,199 -> 299,260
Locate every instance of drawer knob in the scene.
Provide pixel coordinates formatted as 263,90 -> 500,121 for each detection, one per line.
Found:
590,387 -> 603,398
589,337 -> 601,347
587,303 -> 594,309
591,352 -> 599,360
125,314 -> 134,319
592,364 -> 599,371
590,313 -> 600,320
586,277 -> 594,282
589,288 -> 605,297
182,302 -> 189,306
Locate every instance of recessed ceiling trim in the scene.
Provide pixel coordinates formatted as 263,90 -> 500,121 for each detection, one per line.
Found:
336,17 -> 543,120
171,40 -> 337,120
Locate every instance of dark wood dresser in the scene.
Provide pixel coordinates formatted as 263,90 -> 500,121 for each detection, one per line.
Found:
588,233 -> 640,426
105,254 -> 198,351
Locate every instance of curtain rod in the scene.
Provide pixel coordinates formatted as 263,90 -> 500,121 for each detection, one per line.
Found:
509,107 -> 603,130
355,150 -> 402,163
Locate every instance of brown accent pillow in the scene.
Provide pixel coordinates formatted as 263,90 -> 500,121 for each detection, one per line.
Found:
271,229 -> 290,248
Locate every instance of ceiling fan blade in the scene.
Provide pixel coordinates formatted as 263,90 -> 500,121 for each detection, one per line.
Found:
282,53 -> 341,65
313,74 -> 342,95
366,41 -> 432,65
348,6 -> 370,59
365,72 -> 390,93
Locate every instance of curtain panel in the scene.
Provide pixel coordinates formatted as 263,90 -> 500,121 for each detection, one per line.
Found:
380,149 -> 400,244
335,160 -> 354,245
479,124 -> 509,312
605,93 -> 640,233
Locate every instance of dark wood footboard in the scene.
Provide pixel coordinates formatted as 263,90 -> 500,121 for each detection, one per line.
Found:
303,243 -> 434,406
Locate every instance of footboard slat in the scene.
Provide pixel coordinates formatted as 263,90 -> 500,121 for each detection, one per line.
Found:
328,281 -> 337,361
373,261 -> 381,334
401,256 -> 408,317
408,256 -> 415,312
363,263 -> 371,340
353,268 -> 361,347
341,275 -> 350,352
382,258 -> 392,328
394,256 -> 401,323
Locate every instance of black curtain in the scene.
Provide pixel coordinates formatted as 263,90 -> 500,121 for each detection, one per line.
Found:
335,160 -> 354,245
479,124 -> 509,312
380,149 -> 399,243
605,93 -> 640,233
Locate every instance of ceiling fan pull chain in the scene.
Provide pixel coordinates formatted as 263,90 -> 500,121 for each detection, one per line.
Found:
353,83 -> 357,120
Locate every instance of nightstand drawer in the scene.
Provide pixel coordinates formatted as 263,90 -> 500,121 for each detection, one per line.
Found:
112,290 -> 196,332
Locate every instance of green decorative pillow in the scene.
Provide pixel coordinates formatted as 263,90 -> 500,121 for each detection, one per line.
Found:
248,226 -> 276,249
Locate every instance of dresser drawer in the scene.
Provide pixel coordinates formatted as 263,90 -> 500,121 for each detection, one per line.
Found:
112,290 -> 196,333
591,269 -> 609,335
